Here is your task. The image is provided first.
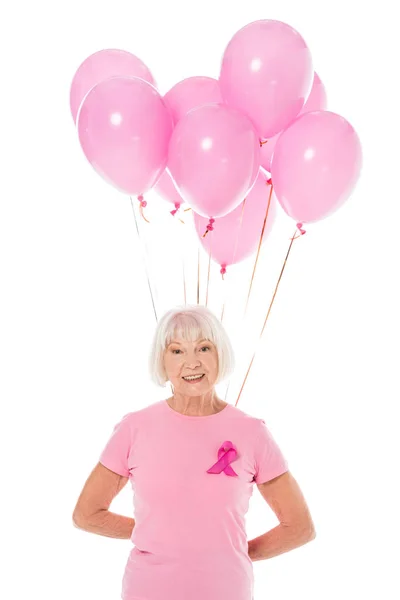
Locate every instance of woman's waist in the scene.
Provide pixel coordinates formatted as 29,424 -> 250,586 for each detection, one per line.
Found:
127,543 -> 253,574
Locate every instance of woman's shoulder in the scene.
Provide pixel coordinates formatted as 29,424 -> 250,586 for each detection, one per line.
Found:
226,403 -> 268,437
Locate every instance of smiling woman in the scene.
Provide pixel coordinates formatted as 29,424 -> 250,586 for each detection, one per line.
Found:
149,305 -> 235,386
148,304 -> 235,416
164,336 -> 218,403
74,304 -> 315,600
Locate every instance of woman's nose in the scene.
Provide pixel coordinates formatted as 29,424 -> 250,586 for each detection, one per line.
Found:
185,355 -> 201,367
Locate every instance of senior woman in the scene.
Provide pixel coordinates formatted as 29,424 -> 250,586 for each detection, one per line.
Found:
72,305 -> 316,600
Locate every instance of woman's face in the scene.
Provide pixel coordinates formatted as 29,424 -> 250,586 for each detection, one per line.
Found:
163,337 -> 219,395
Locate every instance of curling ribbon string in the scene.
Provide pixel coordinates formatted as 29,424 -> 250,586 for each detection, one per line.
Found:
206,244 -> 212,307
223,198 -> 247,401
130,196 -> 158,323
243,178 -> 274,317
235,220 -> 306,407
197,247 -> 200,304
137,194 -> 150,223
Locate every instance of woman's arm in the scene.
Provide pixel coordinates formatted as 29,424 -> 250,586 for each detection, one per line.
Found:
72,462 -> 135,539
73,509 -> 135,539
248,471 -> 316,561
248,522 -> 315,561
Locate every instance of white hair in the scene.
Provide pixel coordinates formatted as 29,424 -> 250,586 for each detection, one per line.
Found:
148,304 -> 235,387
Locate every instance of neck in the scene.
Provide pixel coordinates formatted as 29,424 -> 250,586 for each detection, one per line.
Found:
167,389 -> 227,416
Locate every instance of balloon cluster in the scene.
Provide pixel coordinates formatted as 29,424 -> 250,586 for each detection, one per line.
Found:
70,20 -> 362,275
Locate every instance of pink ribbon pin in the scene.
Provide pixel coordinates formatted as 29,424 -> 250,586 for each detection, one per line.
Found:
206,440 -> 238,476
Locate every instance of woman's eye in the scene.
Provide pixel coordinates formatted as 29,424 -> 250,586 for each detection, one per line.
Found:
200,346 -> 211,352
172,349 -> 181,354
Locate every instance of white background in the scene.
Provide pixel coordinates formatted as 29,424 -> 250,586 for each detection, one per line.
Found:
1,0 -> 399,599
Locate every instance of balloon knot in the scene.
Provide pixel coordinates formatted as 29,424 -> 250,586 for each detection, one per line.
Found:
266,178 -> 272,185
297,222 -> 306,235
170,202 -> 181,216
138,195 -> 147,208
220,265 -> 227,275
202,218 -> 215,237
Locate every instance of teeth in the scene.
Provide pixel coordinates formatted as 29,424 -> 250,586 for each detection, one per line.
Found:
183,375 -> 204,381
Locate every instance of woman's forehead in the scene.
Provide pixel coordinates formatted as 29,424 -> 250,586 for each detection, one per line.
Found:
168,337 -> 211,345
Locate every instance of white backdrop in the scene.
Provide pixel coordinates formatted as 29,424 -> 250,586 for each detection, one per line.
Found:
1,1 -> 399,599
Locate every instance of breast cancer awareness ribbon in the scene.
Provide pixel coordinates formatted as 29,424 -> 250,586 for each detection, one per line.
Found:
206,440 -> 238,476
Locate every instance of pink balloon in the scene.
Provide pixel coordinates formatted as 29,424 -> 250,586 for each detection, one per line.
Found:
164,76 -> 223,125
193,171 -> 276,269
299,72 -> 327,113
157,77 -> 223,209
78,76 -> 173,196
261,72 -> 327,173
154,169 -> 184,211
220,20 -> 313,139
271,111 -> 362,223
70,49 -> 155,124
168,103 -> 260,219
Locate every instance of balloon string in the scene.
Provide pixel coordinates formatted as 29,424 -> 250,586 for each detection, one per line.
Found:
178,206 -> 191,224
243,180 -> 274,318
138,195 -> 150,223
219,198 -> 247,284
130,196 -> 158,323
180,217 -> 187,304
204,196 -> 246,314
206,245 -> 211,307
173,205 -> 187,304
223,197 -> 248,402
197,247 -> 200,304
230,197 -> 247,276
220,273 -> 228,322
176,206 -> 190,303
234,224 -> 305,407
169,206 -> 187,305
183,255 -> 187,304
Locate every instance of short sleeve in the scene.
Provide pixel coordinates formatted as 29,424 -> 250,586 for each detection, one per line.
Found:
99,413 -> 133,477
253,419 -> 289,484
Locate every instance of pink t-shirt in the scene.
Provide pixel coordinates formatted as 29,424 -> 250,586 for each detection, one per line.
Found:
99,399 -> 289,600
